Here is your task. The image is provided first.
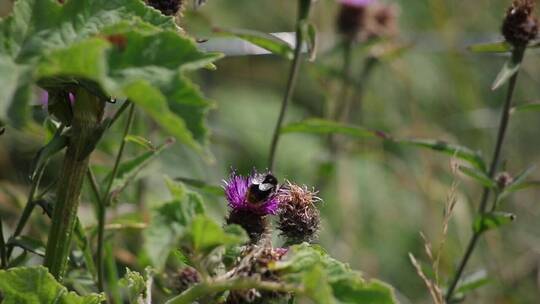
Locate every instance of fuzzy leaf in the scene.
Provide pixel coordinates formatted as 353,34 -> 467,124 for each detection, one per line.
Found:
0,0 -> 220,153
143,180 -> 205,271
274,244 -> 396,304
473,212 -> 516,234
185,216 -> 248,254
0,266 -> 104,304
119,268 -> 145,304
0,0 -> 174,124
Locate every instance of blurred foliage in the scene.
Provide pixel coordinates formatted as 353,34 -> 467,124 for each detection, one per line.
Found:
0,0 -> 539,303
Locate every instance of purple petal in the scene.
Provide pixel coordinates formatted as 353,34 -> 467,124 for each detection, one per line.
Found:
338,0 -> 376,7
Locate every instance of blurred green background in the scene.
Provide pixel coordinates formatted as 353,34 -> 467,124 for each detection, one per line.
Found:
1,0 -> 539,303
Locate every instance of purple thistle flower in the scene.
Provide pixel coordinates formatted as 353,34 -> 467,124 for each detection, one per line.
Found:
338,0 -> 376,8
224,171 -> 280,215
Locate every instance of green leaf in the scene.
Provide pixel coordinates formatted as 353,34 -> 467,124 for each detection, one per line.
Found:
473,212 -> 516,234
511,102 -> 540,114
0,0 -> 220,153
215,28 -> 294,60
468,41 -> 511,53
30,128 -> 67,180
499,165 -> 536,199
302,265 -> 336,304
274,244 -> 397,304
0,0 -> 174,125
120,268 -> 146,304
302,22 -> 317,61
174,176 -> 224,196
0,266 -> 104,304
491,51 -> 523,90
143,179 -> 205,271
104,139 -> 174,198
396,138 -> 486,172
185,216 -> 248,254
8,236 -> 46,257
281,118 -> 382,139
455,270 -> 491,296
459,166 -> 496,188
125,135 -> 156,151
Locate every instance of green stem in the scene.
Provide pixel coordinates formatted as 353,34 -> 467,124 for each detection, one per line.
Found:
165,278 -> 302,304
445,47 -> 524,302
97,102 -> 135,292
44,88 -> 104,280
0,218 -> 6,268
267,1 -> 311,171
6,161 -> 48,260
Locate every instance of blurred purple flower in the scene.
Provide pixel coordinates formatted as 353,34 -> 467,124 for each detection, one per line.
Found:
338,0 -> 376,8
39,90 -> 75,109
224,170 -> 279,215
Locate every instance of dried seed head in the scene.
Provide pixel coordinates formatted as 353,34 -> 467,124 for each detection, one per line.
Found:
502,0 -> 539,46
336,0 -> 399,42
366,3 -> 399,39
496,172 -> 514,189
226,246 -> 289,303
146,0 -> 184,16
277,182 -> 321,244
336,0 -> 374,39
170,267 -> 200,294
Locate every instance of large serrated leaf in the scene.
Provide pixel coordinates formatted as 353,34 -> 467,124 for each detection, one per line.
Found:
0,266 -> 104,304
143,179 -> 206,271
0,0 -> 220,153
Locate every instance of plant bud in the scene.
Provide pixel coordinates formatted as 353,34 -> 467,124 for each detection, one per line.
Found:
277,182 -> 321,244
496,172 -> 514,189
502,0 -> 539,47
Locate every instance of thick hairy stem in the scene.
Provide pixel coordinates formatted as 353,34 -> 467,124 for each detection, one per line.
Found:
44,88 -> 104,280
445,47 -> 524,302
165,278 -> 302,304
267,0 -> 311,171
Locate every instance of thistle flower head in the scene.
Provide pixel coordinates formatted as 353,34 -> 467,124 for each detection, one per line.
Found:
339,0 -> 376,7
336,0 -> 399,41
224,170 -> 280,216
277,182 -> 321,244
226,245 -> 289,303
502,0 -> 539,47
170,267 -> 200,294
146,0 -> 184,16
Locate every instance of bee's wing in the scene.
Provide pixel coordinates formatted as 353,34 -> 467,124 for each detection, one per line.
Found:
259,183 -> 274,191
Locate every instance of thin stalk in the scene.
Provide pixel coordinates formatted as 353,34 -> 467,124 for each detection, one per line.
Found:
6,162 -> 47,260
445,47 -> 524,302
44,88 -> 104,280
0,218 -> 6,268
166,278 -> 302,304
267,1 -> 310,171
333,39 -> 353,123
97,102 -> 135,292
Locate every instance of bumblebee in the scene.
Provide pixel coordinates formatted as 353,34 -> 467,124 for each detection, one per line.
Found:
246,173 -> 278,205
